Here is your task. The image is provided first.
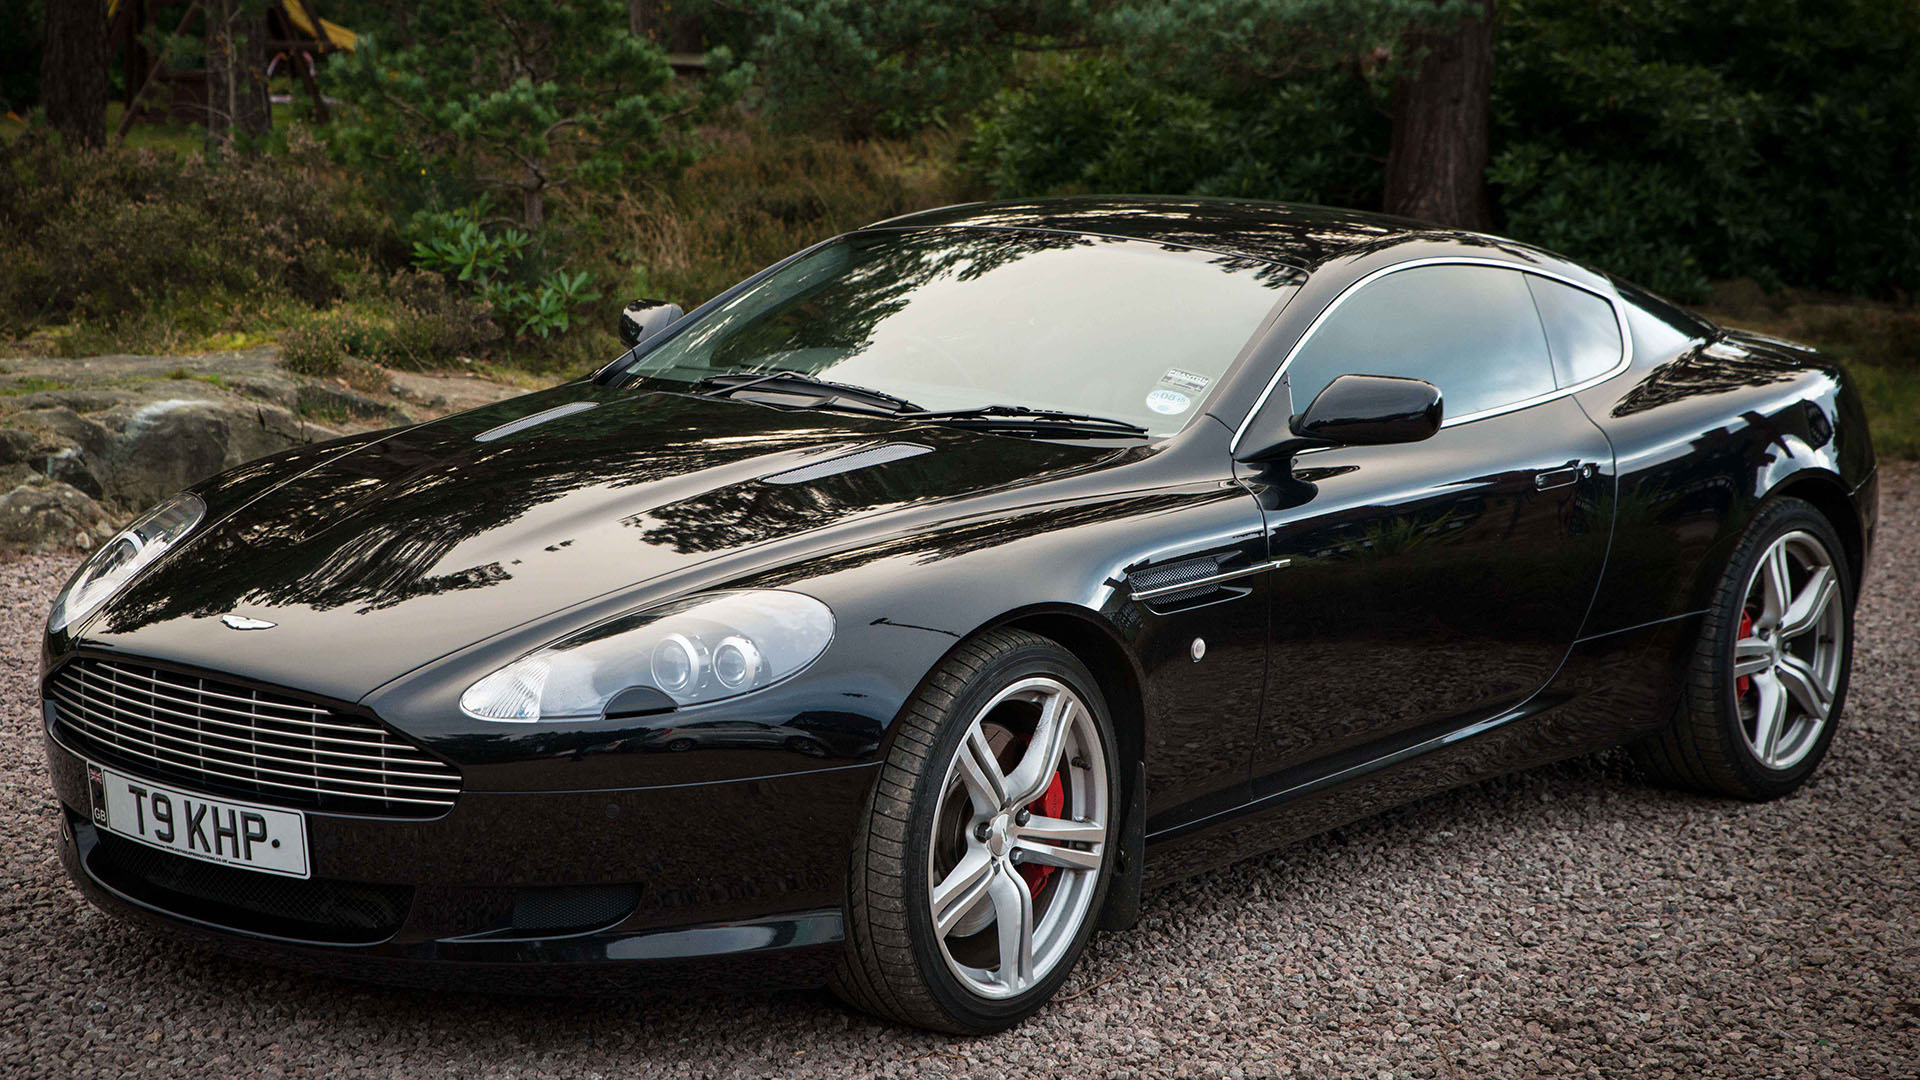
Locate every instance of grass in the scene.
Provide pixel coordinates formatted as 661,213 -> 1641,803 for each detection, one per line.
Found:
0,375 -> 69,396
1699,280 -> 1920,459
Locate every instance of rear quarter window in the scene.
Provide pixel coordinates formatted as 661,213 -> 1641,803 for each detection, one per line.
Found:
1526,276 -> 1624,386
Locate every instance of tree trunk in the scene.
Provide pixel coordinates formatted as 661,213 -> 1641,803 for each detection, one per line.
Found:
205,0 -> 271,151
41,0 -> 108,147
1383,0 -> 1495,231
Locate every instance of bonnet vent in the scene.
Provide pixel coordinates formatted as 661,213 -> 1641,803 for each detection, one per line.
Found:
474,401 -> 600,443
761,442 -> 933,485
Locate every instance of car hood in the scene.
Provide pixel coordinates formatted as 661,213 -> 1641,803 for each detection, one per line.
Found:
74,385 -> 1122,701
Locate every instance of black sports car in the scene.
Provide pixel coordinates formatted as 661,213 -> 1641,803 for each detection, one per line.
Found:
39,198 -> 1874,1032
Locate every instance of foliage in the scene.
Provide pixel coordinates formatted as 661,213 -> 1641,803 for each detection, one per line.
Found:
729,0 -> 1090,137
970,0 -> 1920,301
585,121 -> 977,307
971,56 -> 1386,206
0,132 -> 400,338
281,271 -> 500,376
321,0 -> 738,227
1490,0 -> 1920,300
968,1 -> 1465,207
405,207 -> 601,339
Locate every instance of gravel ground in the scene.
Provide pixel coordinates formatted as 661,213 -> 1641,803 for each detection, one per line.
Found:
3,469 -> 1916,1079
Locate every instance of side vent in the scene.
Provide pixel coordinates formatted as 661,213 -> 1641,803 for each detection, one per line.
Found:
1126,555 -> 1288,611
761,442 -> 933,485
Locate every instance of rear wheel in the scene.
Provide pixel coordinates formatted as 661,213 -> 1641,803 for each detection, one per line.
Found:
830,629 -> 1118,1032
1634,497 -> 1853,799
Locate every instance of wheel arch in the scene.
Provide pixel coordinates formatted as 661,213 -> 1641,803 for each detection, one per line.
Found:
1767,470 -> 1864,588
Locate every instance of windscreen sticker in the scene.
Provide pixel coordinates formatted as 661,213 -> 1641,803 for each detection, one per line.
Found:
1158,367 -> 1212,393
1145,389 -> 1192,415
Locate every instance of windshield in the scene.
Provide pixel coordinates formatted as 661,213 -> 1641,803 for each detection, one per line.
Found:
614,229 -> 1303,436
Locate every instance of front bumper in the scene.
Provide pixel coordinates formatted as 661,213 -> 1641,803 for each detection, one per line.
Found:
44,727 -> 874,990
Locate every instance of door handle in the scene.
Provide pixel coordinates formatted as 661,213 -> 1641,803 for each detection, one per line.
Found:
1533,464 -> 1588,491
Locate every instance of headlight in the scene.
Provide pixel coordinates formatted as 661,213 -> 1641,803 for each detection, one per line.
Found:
48,493 -> 206,634
459,590 -> 835,723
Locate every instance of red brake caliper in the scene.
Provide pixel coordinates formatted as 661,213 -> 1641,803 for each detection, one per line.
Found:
1019,771 -> 1066,896
1736,610 -> 1755,696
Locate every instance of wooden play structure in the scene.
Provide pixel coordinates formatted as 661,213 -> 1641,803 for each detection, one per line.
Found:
106,0 -> 355,132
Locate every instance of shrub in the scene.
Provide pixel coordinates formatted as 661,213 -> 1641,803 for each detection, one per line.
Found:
279,273 -> 499,377
279,315 -> 359,376
967,0 -> 1920,300
0,132 -> 403,338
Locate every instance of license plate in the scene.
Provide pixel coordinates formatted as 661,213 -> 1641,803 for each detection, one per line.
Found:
87,762 -> 309,879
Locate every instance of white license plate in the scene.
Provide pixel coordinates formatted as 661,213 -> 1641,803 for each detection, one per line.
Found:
87,763 -> 309,879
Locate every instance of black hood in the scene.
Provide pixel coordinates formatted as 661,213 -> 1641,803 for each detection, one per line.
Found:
74,386 -> 1122,701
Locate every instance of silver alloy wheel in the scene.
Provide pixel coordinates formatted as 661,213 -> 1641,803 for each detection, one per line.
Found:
926,676 -> 1109,1000
1733,529 -> 1845,770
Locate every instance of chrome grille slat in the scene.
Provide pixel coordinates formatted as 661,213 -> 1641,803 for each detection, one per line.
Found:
52,718 -> 455,807
48,659 -> 461,816
92,659 -> 332,714
83,663 -> 380,733
50,691 -> 461,796
48,689 -> 460,783
68,668 -> 429,755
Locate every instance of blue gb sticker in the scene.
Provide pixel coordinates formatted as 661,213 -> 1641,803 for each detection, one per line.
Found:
1145,389 -> 1191,415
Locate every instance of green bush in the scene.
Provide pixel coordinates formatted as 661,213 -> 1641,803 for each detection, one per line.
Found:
968,0 -> 1920,300
970,56 -> 1384,206
405,208 -> 601,340
0,132 -> 402,337
280,272 -> 500,376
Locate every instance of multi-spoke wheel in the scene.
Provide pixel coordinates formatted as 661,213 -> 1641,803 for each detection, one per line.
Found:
831,630 -> 1118,1032
1731,530 -> 1845,770
1635,497 -> 1854,800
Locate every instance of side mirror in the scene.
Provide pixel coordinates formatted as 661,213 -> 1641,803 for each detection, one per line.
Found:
618,298 -> 684,349
1234,373 -> 1442,464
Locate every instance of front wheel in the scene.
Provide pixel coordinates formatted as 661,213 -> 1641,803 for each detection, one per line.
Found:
830,629 -> 1118,1032
1634,497 -> 1854,799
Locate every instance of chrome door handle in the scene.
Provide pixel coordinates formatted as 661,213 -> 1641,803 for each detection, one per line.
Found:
1533,465 -> 1584,491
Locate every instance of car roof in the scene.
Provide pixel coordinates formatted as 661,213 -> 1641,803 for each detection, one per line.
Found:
866,196 -> 1442,271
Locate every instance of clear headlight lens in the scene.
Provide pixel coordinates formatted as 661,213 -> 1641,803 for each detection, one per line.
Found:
48,493 -> 206,635
459,590 -> 835,723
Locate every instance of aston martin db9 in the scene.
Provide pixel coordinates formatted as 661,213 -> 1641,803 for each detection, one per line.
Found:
40,198 -> 1874,1032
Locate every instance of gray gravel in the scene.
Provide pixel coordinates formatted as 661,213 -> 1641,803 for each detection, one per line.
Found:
4,469 -> 1917,1079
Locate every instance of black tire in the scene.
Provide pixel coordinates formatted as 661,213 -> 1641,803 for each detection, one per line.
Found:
829,628 -> 1119,1033
1632,496 -> 1854,800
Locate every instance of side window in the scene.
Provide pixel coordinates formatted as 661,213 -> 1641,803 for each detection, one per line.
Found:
1285,265 -> 1555,422
1526,275 -> 1624,386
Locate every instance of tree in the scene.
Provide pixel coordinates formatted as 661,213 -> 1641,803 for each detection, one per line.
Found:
324,0 -> 722,227
204,0 -> 273,152
1382,0 -> 1495,228
732,0 -> 1088,137
40,0 -> 106,147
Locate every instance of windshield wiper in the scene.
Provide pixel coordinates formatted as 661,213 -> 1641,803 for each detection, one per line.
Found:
901,404 -> 1150,438
690,370 -> 922,414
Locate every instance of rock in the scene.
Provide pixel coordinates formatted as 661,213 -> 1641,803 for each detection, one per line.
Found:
0,481 -> 116,553
0,345 -> 542,531
96,398 -> 343,512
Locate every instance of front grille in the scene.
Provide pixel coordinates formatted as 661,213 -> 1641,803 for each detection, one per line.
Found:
48,658 -> 460,817
85,824 -> 410,943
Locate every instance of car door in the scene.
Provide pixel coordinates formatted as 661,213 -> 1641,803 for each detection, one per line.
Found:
1237,262 -> 1619,786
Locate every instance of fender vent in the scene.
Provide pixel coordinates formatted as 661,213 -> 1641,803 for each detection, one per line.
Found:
1125,556 -> 1228,599
760,442 -> 933,485
1126,555 -> 1285,612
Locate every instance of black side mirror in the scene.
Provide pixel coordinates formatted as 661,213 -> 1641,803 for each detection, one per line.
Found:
618,298 -> 684,349
1234,374 -> 1443,464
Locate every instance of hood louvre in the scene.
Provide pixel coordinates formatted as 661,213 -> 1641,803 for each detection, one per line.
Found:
474,401 -> 601,442
760,442 -> 933,485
